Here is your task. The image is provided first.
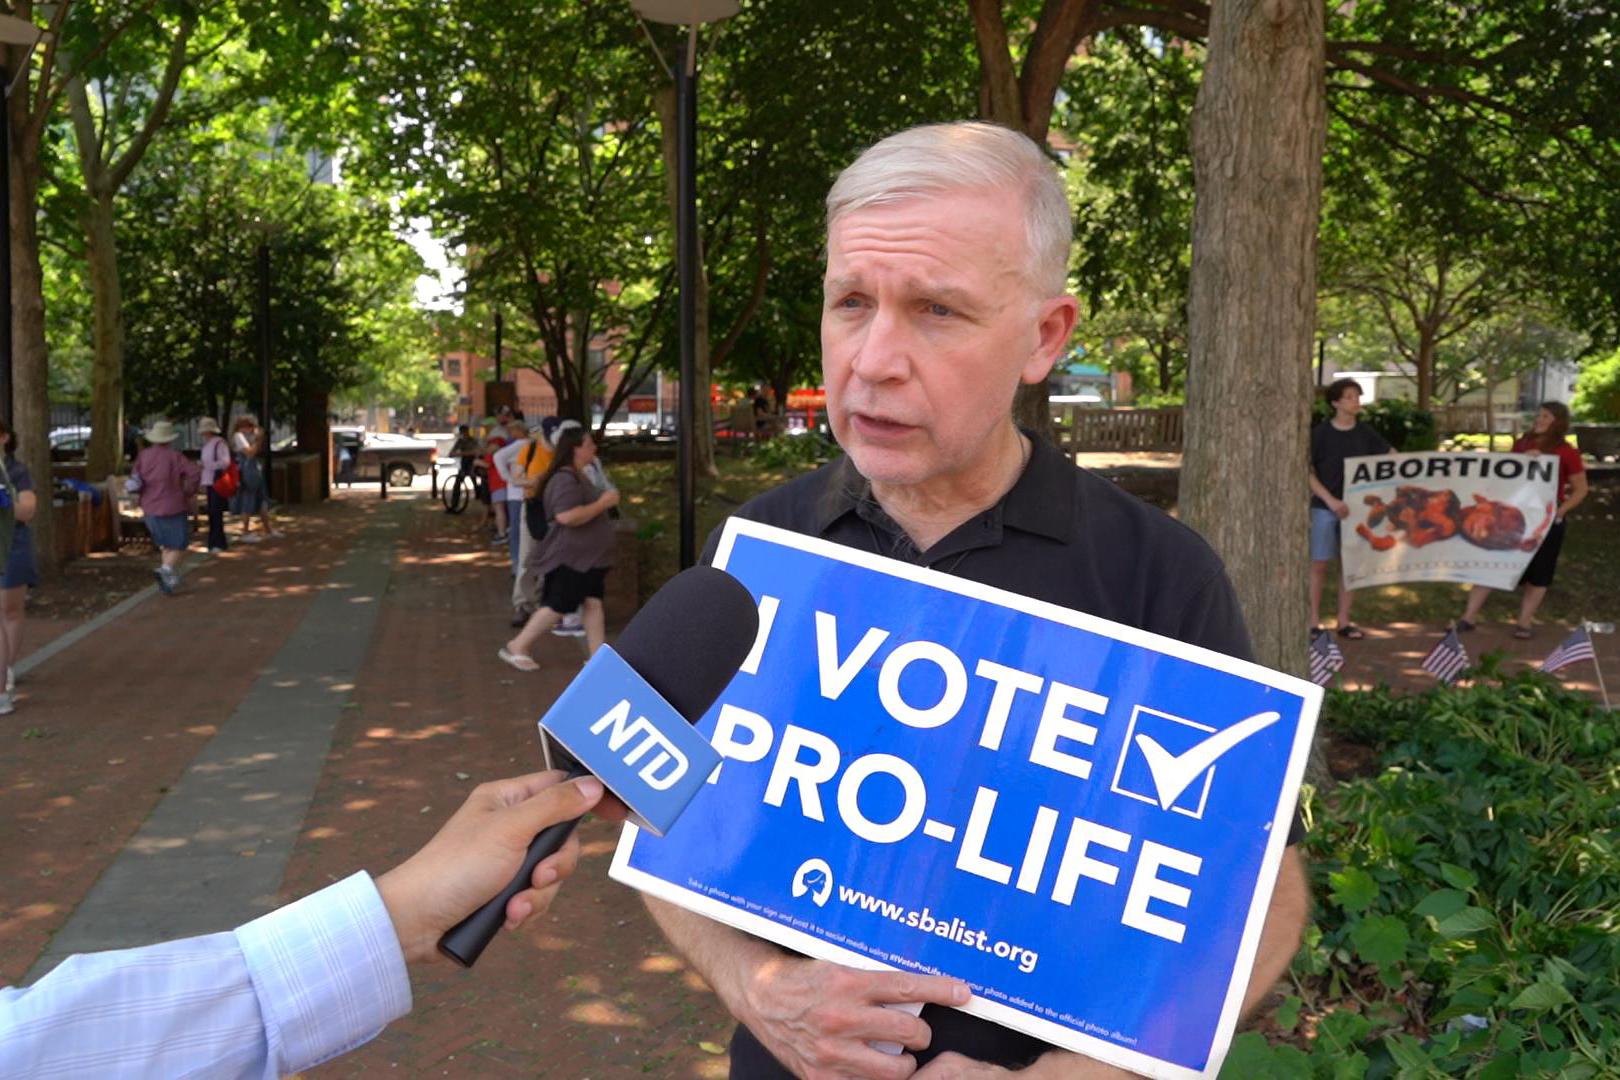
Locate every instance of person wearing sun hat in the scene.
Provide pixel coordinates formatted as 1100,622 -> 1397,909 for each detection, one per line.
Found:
197,417 -> 231,552
128,420 -> 201,594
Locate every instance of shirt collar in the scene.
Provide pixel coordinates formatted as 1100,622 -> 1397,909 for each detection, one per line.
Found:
813,430 -> 1074,544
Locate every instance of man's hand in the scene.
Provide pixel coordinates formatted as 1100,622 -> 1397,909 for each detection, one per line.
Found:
1330,497 -> 1350,521
738,956 -> 969,1080
376,771 -> 606,964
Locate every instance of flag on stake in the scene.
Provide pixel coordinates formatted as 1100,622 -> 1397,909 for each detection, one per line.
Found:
1422,628 -> 1470,685
1309,629 -> 1345,686
1541,626 -> 1595,674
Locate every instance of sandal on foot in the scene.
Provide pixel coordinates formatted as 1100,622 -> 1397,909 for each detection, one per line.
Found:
497,647 -> 539,672
1335,624 -> 1366,640
1511,625 -> 1533,639
1454,619 -> 1476,633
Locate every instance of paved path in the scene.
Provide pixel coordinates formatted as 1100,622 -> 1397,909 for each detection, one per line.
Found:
2,488 -> 736,1079
27,503 -> 405,975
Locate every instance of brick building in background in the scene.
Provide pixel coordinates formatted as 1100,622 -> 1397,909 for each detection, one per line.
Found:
436,344 -> 677,429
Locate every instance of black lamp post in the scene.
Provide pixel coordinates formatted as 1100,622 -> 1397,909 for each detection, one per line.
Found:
630,0 -> 737,570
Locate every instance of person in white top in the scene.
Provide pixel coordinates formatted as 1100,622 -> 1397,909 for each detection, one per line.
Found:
491,420 -> 532,574
198,418 -> 233,552
0,770 -> 614,1079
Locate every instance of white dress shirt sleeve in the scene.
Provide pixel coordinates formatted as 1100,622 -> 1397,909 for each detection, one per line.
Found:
0,871 -> 411,1080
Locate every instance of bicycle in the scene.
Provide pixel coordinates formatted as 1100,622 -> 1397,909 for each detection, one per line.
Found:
441,461 -> 482,514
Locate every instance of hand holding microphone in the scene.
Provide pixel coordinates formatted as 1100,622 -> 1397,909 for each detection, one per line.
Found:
377,771 -> 610,964
439,565 -> 760,966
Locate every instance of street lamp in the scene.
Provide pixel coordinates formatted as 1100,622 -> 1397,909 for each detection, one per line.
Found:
0,14 -> 48,428
246,220 -> 280,498
630,0 -> 737,570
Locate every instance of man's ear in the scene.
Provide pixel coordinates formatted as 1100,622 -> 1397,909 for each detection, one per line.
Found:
1020,295 -> 1080,386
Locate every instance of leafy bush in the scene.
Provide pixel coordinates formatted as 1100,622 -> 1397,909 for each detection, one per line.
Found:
753,432 -> 840,470
1572,347 -> 1620,422
1312,396 -> 1439,451
1362,399 -> 1440,451
1232,672 -> 1620,1076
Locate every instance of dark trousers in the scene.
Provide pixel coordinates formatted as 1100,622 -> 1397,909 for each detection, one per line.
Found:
206,486 -> 229,551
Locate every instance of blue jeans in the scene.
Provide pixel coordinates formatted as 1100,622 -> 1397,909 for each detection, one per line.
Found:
1310,506 -> 1343,562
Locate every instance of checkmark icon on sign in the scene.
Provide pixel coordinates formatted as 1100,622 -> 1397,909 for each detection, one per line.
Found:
1132,711 -> 1281,810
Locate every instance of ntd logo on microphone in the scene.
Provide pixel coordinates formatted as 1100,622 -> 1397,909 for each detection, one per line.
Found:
539,645 -> 721,836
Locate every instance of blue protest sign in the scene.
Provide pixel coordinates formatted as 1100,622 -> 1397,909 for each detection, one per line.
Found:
610,519 -> 1319,1078
540,644 -> 720,836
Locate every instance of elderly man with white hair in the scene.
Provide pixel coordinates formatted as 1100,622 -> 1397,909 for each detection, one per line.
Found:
645,122 -> 1309,1079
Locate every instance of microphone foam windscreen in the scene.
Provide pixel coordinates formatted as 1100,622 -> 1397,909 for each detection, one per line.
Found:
613,565 -> 759,722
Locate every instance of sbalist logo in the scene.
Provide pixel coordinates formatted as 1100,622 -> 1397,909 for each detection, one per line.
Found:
589,699 -> 689,790
791,858 -> 834,907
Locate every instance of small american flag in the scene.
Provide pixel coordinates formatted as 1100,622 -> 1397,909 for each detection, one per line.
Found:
1541,627 -> 1596,674
1422,628 -> 1470,684
1309,629 -> 1344,686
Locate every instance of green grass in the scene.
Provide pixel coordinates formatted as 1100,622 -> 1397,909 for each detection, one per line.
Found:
614,454 -> 823,602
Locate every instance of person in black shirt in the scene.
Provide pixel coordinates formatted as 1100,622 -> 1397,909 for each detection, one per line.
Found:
646,121 -> 1309,1080
1308,379 -> 1392,639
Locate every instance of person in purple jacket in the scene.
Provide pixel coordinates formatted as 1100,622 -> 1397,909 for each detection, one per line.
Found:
128,420 -> 201,595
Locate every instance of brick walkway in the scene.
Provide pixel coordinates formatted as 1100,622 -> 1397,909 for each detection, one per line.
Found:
2,484 -> 1612,1078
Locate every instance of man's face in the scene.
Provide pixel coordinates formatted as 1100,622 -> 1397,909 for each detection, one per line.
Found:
821,189 -> 1074,490
1335,387 -> 1362,417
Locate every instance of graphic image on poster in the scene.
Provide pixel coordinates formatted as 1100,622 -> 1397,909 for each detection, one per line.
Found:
1341,451 -> 1558,590
610,518 -> 1320,1079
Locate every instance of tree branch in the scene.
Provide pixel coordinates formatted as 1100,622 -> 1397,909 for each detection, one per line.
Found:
969,0 -> 1021,127
107,12 -> 197,192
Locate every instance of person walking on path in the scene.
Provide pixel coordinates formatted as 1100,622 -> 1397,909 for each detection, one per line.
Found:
129,421 -> 200,595
499,427 -> 619,671
0,418 -> 37,715
1309,378 -> 1392,640
229,415 -> 277,543
491,420 -> 533,574
198,418 -> 231,553
1455,401 -> 1589,638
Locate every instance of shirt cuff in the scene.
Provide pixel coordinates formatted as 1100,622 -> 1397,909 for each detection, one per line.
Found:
236,871 -> 412,1074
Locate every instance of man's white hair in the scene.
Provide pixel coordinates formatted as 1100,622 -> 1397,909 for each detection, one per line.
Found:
826,121 -> 1073,296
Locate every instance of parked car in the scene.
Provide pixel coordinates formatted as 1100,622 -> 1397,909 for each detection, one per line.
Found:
333,427 -> 437,487
49,425 -> 93,458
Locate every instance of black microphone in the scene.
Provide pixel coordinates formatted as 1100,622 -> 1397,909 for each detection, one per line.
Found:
438,564 -> 759,966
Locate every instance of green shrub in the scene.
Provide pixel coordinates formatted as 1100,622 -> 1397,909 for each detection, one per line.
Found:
1313,395 -> 1440,451
1572,347 -> 1620,422
1232,672 -> 1620,1076
753,432 -> 840,469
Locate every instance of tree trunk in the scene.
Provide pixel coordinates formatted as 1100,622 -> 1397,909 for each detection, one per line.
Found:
1183,0 -> 1325,679
83,192 -> 125,481
9,130 -> 53,573
1415,326 -> 1436,412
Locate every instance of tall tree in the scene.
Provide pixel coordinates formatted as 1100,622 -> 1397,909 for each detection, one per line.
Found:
1181,0 -> 1324,675
5,0 -> 154,571
65,2 -> 208,479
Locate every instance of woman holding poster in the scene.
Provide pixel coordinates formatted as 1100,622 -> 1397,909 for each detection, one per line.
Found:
1455,402 -> 1588,638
